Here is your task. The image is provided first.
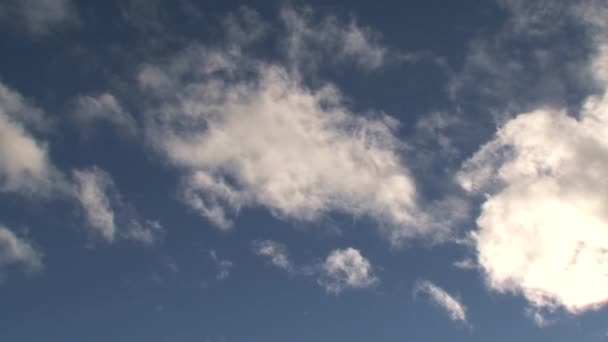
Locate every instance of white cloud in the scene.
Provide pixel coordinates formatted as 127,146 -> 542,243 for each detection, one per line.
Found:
447,1 -> 588,122
137,39 -> 441,245
0,81 -> 159,250
251,240 -> 294,272
72,168 -> 115,241
216,259 -> 233,280
251,242 -> 377,294
452,258 -> 477,270
0,0 -> 78,35
72,167 -> 164,245
458,13 -> 608,310
0,82 -> 51,131
209,250 -> 234,280
72,93 -> 137,136
458,99 -> 608,314
497,0 -> 570,36
0,225 -> 42,273
0,82 -> 62,196
452,1 -> 608,318
415,280 -> 468,324
222,6 -> 268,48
280,6 -> 387,71
317,247 -> 378,294
526,307 -> 553,327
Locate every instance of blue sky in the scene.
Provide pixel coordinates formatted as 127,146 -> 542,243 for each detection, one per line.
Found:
1,1 -> 608,341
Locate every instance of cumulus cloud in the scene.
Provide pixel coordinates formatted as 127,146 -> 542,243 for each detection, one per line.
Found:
439,1 -> 608,321
458,4 -> 608,312
72,93 -> 137,136
0,0 -> 78,35
458,99 -> 608,314
415,280 -> 468,324
251,242 -> 377,294
0,225 -> 42,273
136,36 -> 442,244
72,167 -> 164,245
317,247 -> 378,294
0,82 -> 63,196
252,240 -> 294,272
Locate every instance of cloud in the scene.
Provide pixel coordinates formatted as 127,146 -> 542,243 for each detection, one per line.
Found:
497,0 -> 571,37
415,280 -> 468,324
136,37 -> 441,244
0,82 -> 52,132
526,307 -> 553,327
72,167 -> 164,245
443,1 -> 608,320
317,247 -> 378,294
215,259 -> 233,280
251,241 -> 377,294
0,0 -> 78,35
72,168 -> 115,241
72,93 -> 137,137
457,4 -> 608,312
0,80 -> 160,250
0,225 -> 42,273
280,6 -> 387,71
458,99 -> 608,314
81,7 -> 460,245
222,6 -> 268,48
208,250 -> 234,280
452,258 -> 477,270
0,82 -> 63,196
251,240 -> 294,272
447,1 -> 590,122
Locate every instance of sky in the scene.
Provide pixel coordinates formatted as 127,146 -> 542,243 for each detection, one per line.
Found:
1,0 -> 608,341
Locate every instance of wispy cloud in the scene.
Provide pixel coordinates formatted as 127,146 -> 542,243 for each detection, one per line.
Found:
0,82 -> 64,197
0,0 -> 78,35
72,167 -> 164,245
280,6 -> 387,71
71,93 -> 137,137
415,280 -> 468,324
252,240 -> 294,272
209,250 -> 234,280
0,225 -> 43,273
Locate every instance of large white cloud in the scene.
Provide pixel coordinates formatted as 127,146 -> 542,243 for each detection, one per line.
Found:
72,167 -> 164,245
137,38 -> 436,244
459,97 -> 608,314
0,224 -> 42,273
455,0 -> 608,317
458,36 -> 608,312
